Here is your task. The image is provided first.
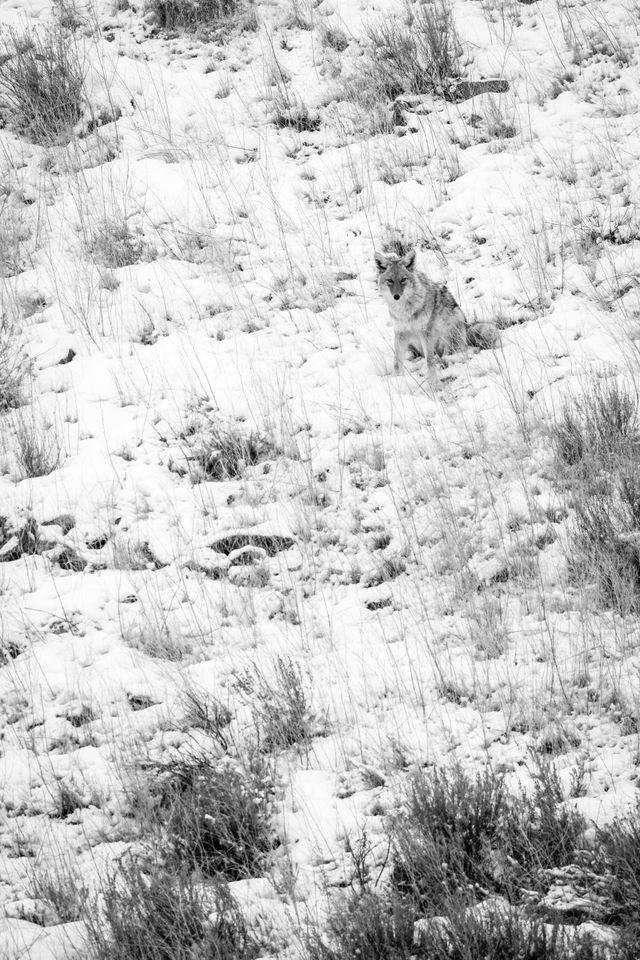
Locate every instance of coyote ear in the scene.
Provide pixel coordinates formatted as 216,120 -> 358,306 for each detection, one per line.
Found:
374,250 -> 389,271
401,249 -> 416,270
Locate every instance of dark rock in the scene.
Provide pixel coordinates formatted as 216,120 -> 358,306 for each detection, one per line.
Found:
0,518 -> 40,561
127,693 -> 156,711
364,595 -> 393,611
86,534 -> 109,549
448,78 -> 510,101
209,531 -> 294,557
42,514 -> 76,535
51,546 -> 87,572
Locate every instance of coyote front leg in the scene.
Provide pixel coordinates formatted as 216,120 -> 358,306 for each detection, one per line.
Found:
419,330 -> 439,386
394,331 -> 411,373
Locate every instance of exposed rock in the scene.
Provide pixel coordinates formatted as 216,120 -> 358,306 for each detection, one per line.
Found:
449,78 -> 510,101
0,537 -> 21,562
364,593 -> 392,611
396,78 -> 509,114
228,545 -> 267,565
183,549 -> 230,580
127,693 -> 157,711
86,533 -> 109,549
42,514 -> 75,535
48,546 -> 87,572
209,529 -> 294,557
0,518 -> 40,561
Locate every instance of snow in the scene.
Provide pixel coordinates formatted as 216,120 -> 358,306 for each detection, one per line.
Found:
0,0 -> 639,950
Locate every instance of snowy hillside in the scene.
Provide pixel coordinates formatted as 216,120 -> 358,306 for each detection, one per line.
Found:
1,0 -> 640,955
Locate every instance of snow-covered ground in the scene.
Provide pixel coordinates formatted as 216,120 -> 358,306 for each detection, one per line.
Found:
1,0 -> 640,953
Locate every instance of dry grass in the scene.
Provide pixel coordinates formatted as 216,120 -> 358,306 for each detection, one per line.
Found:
0,26 -> 85,143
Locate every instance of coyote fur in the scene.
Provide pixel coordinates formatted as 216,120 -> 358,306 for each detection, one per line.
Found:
374,248 -> 499,377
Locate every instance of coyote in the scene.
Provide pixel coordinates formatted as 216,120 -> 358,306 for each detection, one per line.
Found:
374,248 -> 498,377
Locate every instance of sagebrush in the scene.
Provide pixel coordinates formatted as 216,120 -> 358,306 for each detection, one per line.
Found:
0,27 -> 84,143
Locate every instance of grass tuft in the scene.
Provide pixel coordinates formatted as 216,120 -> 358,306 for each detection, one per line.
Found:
0,27 -> 84,143
88,218 -> 146,269
182,415 -> 278,482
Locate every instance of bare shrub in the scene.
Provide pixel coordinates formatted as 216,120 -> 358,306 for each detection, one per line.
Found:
181,683 -> 233,748
390,761 -> 585,913
364,0 -> 464,101
146,0 -> 254,35
13,411 -> 64,478
0,195 -> 33,278
130,750 -> 275,880
414,903 -> 604,960
308,890 -> 418,960
311,771 -> 640,960
0,27 -> 85,143
85,853 -> 259,960
241,656 -> 316,751
0,310 -> 27,411
552,378 -> 639,471
550,377 -> 640,611
390,764 -> 510,912
310,886 -> 603,960
595,795 -> 640,932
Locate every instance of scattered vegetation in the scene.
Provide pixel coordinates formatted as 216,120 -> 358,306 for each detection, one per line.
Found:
550,376 -> 640,611
0,27 -> 85,143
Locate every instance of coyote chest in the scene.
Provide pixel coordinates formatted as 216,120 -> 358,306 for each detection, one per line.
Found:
383,281 -> 442,333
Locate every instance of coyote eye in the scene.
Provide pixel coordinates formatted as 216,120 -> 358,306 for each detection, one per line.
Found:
400,278 -> 407,284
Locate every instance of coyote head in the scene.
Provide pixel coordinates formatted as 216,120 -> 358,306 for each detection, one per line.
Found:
374,248 -> 416,302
